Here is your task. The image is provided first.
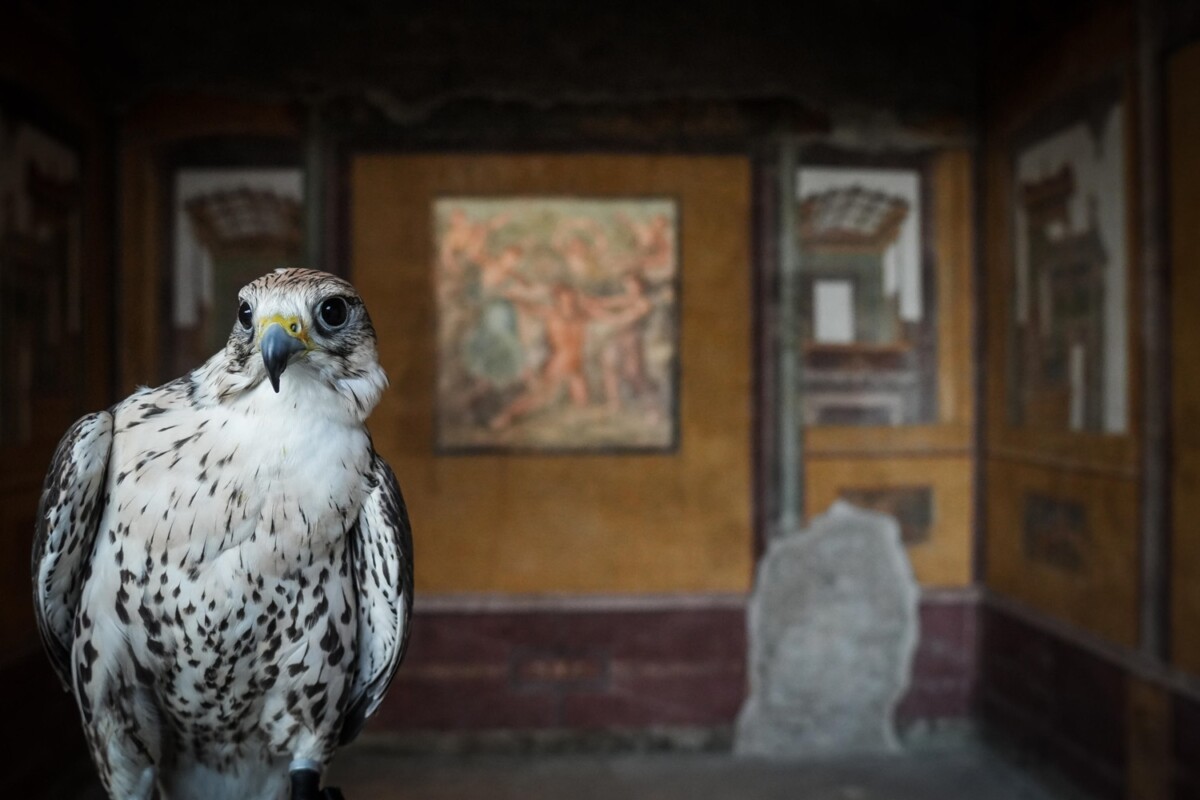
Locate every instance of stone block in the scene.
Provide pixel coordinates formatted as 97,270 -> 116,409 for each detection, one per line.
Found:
735,501 -> 919,757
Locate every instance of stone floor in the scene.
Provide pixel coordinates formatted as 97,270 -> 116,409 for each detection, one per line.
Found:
59,740 -> 1089,800
320,743 -> 1086,800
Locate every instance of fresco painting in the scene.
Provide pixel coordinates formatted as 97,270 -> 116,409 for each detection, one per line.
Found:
840,485 -> 934,545
795,167 -> 936,427
434,197 -> 678,452
1022,492 -> 1089,574
1009,84 -> 1128,434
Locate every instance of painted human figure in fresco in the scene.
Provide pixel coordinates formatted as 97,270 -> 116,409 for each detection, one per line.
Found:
490,284 -> 593,431
620,211 -> 674,277
438,207 -> 511,279
434,198 -> 678,449
584,273 -> 656,413
554,217 -> 611,281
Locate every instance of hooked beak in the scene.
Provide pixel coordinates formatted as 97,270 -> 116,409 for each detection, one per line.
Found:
260,321 -> 308,393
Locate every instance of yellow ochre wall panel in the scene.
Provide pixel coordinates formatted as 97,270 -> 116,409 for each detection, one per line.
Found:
985,459 -> 1139,648
799,150 -> 975,590
805,455 -> 973,588
352,154 -> 753,596
980,0 -> 1141,648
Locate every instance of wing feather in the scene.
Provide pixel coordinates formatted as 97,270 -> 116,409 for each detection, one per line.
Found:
31,411 -> 113,691
339,451 -> 413,745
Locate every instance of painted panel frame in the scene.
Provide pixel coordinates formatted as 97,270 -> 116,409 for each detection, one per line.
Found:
984,458 -> 1139,647
793,150 -> 977,589
982,48 -> 1142,648
805,455 -> 973,588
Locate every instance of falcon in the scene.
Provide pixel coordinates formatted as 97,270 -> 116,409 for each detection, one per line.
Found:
32,268 -> 413,800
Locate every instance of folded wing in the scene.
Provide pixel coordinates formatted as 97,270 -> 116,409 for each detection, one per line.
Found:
32,411 -> 113,691
339,451 -> 414,745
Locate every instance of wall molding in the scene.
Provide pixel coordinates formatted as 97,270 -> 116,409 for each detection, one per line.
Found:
413,592 -> 751,614
416,586 -> 980,614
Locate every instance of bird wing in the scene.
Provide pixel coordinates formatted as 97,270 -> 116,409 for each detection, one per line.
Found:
32,411 -> 113,691
339,451 -> 414,745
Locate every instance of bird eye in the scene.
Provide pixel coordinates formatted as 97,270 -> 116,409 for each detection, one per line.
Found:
317,296 -> 349,330
237,301 -> 253,330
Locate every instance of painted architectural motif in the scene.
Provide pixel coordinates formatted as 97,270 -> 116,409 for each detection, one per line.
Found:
1010,84 -> 1128,434
796,167 -> 936,427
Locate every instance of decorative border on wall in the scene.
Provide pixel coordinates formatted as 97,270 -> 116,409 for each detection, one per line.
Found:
805,454 -> 973,587
984,459 -> 1139,647
1021,492 -> 1089,573
366,592 -> 978,734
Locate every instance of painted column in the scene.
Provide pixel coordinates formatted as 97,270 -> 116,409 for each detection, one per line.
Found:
776,139 -> 804,536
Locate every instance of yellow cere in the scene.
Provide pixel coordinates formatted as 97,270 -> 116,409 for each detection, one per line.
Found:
258,315 -> 313,349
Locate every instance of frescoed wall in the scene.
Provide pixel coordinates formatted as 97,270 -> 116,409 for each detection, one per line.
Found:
982,63 -> 1140,648
1009,83 -> 1128,435
797,167 -> 934,427
801,151 -> 975,589
354,154 -> 753,597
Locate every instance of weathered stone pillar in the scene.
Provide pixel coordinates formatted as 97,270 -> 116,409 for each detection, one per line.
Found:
735,501 -> 919,757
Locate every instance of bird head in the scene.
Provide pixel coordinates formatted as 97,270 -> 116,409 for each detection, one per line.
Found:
213,268 -> 388,419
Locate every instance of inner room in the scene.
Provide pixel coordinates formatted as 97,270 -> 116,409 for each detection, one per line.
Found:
3,1 -> 1198,799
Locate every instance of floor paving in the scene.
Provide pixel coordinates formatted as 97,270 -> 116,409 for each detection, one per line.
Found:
319,743 -> 1085,800
55,736 -> 1088,800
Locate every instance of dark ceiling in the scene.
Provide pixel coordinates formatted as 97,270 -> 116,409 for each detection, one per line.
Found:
72,1 -> 982,129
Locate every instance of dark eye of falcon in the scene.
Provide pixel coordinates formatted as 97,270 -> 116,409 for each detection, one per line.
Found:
237,301 -> 253,330
317,296 -> 350,331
